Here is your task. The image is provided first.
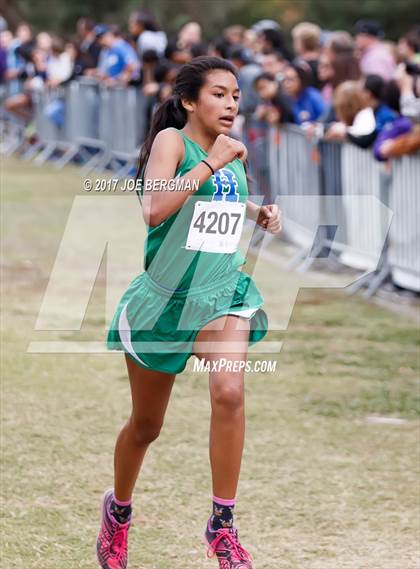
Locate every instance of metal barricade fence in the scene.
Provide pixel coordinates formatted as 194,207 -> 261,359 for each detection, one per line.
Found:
339,142 -> 386,272
18,81 -> 99,164
267,124 -> 419,294
318,139 -> 346,258
65,80 -> 146,173
27,86 -> 69,164
1,78 -> 148,172
0,80 -> 27,155
49,78 -> 101,168
388,155 -> 420,292
97,86 -> 146,173
64,78 -> 105,170
268,125 -> 322,259
65,78 -> 101,142
242,117 -> 271,202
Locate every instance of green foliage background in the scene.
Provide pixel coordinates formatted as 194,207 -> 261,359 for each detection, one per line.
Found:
3,0 -> 419,40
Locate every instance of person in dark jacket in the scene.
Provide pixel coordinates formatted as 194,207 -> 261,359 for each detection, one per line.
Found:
363,74 -> 398,131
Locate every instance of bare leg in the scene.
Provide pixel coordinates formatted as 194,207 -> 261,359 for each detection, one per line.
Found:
193,315 -> 250,499
113,354 -> 176,502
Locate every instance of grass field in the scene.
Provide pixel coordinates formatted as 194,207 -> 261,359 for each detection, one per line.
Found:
2,156 -> 419,569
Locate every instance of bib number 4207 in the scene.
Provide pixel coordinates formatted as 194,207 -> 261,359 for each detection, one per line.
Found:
185,201 -> 245,254
193,210 -> 242,235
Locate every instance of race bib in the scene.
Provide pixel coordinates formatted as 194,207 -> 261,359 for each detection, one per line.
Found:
185,200 -> 246,254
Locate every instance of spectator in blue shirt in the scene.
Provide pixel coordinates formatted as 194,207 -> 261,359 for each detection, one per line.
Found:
282,61 -> 327,124
95,25 -> 140,85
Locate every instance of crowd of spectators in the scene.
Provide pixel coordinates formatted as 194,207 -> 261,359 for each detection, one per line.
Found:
1,12 -> 419,160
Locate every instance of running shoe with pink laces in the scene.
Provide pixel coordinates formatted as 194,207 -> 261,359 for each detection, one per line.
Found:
96,488 -> 131,569
204,518 -> 253,569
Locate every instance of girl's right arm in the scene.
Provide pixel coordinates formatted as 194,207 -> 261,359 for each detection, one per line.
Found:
142,129 -> 247,227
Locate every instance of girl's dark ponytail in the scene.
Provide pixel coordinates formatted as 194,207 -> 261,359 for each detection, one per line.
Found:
135,95 -> 187,184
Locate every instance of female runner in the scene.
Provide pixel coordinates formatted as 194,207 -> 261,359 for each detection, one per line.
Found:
97,56 -> 282,569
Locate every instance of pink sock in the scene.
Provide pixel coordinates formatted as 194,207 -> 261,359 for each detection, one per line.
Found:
113,491 -> 132,506
212,495 -> 236,507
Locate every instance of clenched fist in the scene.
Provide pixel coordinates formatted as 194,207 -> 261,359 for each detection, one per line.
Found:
257,204 -> 282,234
206,134 -> 248,171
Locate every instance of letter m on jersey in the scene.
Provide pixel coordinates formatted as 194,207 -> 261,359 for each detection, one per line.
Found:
211,168 -> 239,202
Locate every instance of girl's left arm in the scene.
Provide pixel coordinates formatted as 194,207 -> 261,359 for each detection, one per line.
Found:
245,199 -> 260,221
246,200 -> 282,234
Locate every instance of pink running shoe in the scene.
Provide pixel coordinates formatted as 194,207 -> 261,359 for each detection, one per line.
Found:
204,519 -> 253,569
96,488 -> 131,569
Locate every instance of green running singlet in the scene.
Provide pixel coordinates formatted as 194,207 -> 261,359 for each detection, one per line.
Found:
106,127 -> 268,373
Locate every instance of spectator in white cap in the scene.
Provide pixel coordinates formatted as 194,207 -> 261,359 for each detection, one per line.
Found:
251,19 -> 281,34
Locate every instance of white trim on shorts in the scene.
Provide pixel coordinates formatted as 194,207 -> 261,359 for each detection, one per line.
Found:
227,307 -> 258,319
118,302 -> 150,367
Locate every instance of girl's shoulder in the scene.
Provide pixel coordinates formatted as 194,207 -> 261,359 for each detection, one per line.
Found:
152,127 -> 186,169
154,126 -> 184,145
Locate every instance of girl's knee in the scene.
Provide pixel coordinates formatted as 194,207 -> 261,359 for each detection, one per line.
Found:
129,416 -> 163,446
211,380 -> 244,411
